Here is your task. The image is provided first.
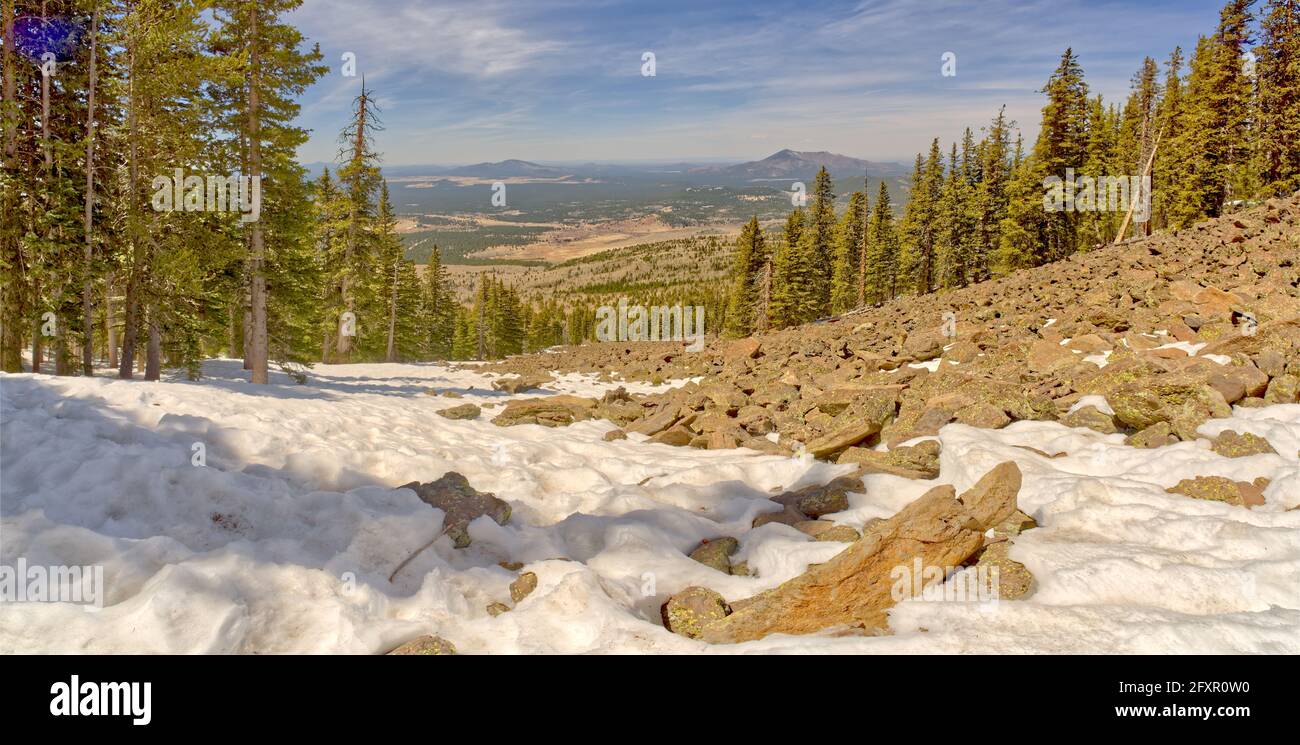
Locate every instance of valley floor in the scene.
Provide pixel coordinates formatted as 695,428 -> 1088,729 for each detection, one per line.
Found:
1,360 -> 1298,653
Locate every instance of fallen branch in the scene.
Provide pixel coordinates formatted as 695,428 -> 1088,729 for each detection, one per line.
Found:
388,527 -> 448,583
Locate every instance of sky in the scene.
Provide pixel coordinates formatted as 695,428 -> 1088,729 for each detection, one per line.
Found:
289,0 -> 1230,167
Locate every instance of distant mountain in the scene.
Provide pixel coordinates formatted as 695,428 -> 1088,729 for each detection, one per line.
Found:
445,159 -> 570,179
694,149 -> 906,181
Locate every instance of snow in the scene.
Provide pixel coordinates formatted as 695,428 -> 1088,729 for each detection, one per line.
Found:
2,360 -> 1299,654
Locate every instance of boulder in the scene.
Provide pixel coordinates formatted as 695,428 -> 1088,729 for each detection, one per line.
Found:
700,462 -> 1022,643
436,403 -> 481,420
400,472 -> 512,548
1166,475 -> 1266,507
662,587 -> 730,639
772,476 -> 861,518
1210,430 -> 1276,458
492,395 -> 598,427
688,537 -> 739,574
492,372 -> 554,394
509,572 -> 538,603
836,439 -> 940,479
387,635 -> 457,655
1061,404 -> 1118,434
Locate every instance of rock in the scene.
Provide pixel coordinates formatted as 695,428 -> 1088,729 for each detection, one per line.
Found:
837,439 -> 940,479
648,426 -> 694,446
689,537 -> 739,574
400,472 -> 512,548
1027,339 -> 1077,373
1108,378 -> 1231,440
795,521 -> 860,542
1264,374 -> 1300,404
1167,475 -> 1266,507
626,405 -> 680,436
955,461 -> 1023,527
752,504 -> 805,527
662,587 -> 730,639
1125,421 -> 1177,448
992,509 -> 1037,539
902,328 -> 947,361
436,403 -> 481,420
699,462 -> 1022,643
492,395 -> 597,427
805,389 -> 898,457
1061,404 -> 1118,434
1206,373 -> 1247,404
724,338 -> 763,360
971,541 -> 1034,600
509,572 -> 538,603
492,373 -> 554,393
1210,430 -> 1276,458
1255,349 -> 1287,378
487,602 -> 511,617
954,402 -> 1011,429
773,476 -> 861,519
387,635 -> 457,655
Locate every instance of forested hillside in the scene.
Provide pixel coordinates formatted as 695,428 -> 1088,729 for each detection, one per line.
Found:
1,0 -> 1296,374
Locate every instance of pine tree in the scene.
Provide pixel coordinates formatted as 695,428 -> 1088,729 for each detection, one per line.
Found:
1117,57 -> 1161,238
331,79 -> 383,360
996,134 -> 1042,273
1034,48 -> 1090,263
829,190 -> 865,313
723,216 -> 766,337
899,141 -> 944,294
769,208 -> 819,327
1255,0 -> 1300,195
421,244 -> 454,358
973,107 -> 1014,282
935,141 -> 972,289
1153,47 -> 1187,230
807,166 -> 836,315
864,182 -> 898,303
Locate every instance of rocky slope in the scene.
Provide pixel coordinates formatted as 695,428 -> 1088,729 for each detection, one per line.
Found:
483,193 -> 1300,464
465,194 -> 1300,641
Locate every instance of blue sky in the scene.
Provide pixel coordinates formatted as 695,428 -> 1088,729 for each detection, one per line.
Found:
289,0 -> 1228,166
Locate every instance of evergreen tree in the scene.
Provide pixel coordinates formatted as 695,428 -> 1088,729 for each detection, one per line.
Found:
769,208 -> 819,327
829,190 -> 866,313
899,141 -> 944,293
1255,0 -> 1300,195
723,216 -> 766,337
807,166 -> 836,314
864,181 -> 898,303
973,107 -> 1014,282
1034,48 -> 1091,262
421,244 -> 454,358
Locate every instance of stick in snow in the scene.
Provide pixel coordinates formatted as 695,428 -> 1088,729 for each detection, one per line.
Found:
388,528 -> 447,583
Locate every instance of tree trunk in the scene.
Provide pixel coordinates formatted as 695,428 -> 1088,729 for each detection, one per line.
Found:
80,8 -> 99,376
31,278 -> 42,374
246,6 -> 268,384
145,308 -> 160,380
118,32 -> 140,379
0,0 -> 20,371
385,260 -> 398,362
105,274 -> 117,367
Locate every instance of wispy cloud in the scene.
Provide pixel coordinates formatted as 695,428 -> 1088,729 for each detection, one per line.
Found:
290,0 -> 1230,165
